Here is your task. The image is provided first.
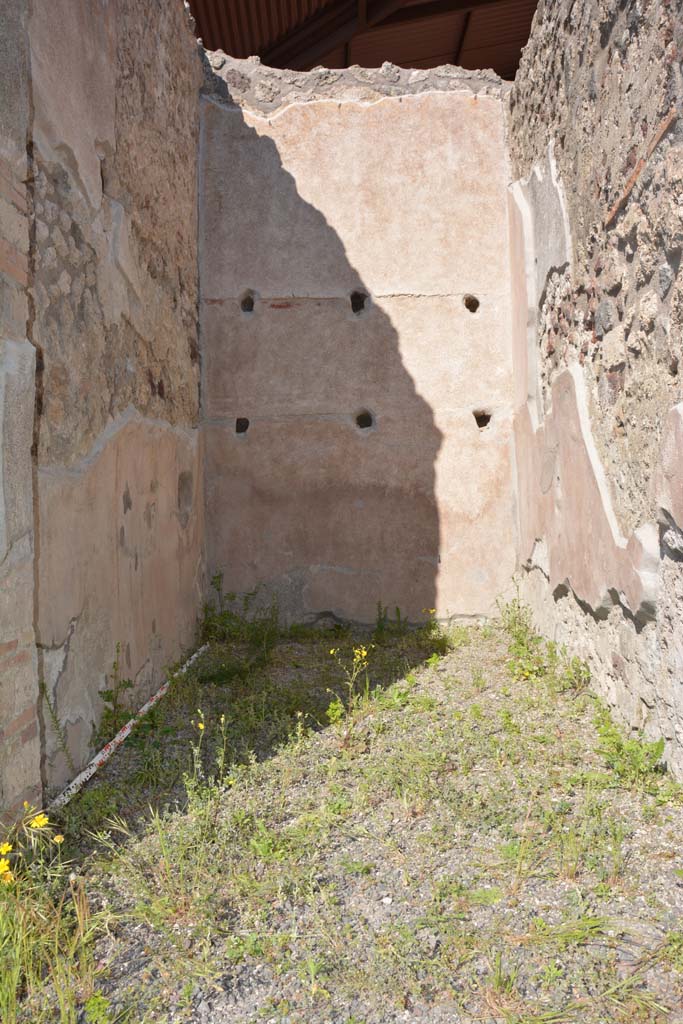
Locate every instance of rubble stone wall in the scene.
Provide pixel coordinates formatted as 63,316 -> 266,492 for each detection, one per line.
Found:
0,0 -> 42,816
508,0 -> 683,773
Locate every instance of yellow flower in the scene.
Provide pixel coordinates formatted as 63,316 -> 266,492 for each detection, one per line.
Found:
1,871 -> 14,884
0,858 -> 11,875
329,648 -> 338,656
197,722 -> 205,731
29,813 -> 49,829
23,801 -> 30,810
0,842 -> 12,856
53,834 -> 65,845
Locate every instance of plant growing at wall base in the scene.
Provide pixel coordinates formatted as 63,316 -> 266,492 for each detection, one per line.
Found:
97,642 -> 134,740
594,707 -> 666,788
39,675 -> 76,775
200,576 -> 279,661
373,602 -> 409,642
501,598 -> 591,694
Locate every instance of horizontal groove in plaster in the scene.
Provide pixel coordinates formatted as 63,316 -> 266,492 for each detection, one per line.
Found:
203,406 -> 510,425
38,407 -> 200,479
202,292 -> 499,303
306,564 -> 382,577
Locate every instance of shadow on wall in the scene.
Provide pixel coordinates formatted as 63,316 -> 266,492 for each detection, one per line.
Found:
200,79 -> 443,624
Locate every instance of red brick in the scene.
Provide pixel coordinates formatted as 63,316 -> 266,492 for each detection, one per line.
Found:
0,237 -> 28,286
20,720 -> 38,745
0,639 -> 18,658
0,702 -> 37,742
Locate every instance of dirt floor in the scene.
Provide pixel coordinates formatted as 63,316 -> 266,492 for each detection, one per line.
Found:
14,603 -> 683,1022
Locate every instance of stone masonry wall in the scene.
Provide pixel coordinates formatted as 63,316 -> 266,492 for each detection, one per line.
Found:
200,57 -> 518,624
1,0 -> 206,803
508,0 -> 683,774
0,0 -> 42,816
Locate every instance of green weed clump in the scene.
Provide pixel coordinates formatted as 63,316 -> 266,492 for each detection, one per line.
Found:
97,642 -> 134,741
200,573 -> 279,657
501,598 -> 589,693
502,598 -> 673,796
594,706 -> 666,788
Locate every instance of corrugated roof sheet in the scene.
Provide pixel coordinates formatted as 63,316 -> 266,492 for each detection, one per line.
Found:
188,0 -> 538,81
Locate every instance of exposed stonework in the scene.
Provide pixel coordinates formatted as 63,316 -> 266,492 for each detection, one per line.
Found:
30,0 -> 201,467
0,0 -> 206,811
200,58 -> 517,623
0,0 -> 42,817
202,52 -> 508,114
510,0 -> 683,535
508,0 -> 683,774
29,0 -> 204,790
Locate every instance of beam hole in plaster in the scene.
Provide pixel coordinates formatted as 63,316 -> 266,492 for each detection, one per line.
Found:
464,294 -> 480,313
355,410 -> 374,430
235,417 -> 250,434
240,290 -> 256,314
473,410 -> 492,430
350,290 -> 369,315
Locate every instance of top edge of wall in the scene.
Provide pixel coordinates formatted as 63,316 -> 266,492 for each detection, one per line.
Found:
201,52 -> 510,115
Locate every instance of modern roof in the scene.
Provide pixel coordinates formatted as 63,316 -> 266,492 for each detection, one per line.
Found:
188,0 -> 539,82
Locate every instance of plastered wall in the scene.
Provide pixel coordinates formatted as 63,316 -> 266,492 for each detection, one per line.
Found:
0,0 -> 41,815
200,58 -> 518,624
508,0 -> 683,774
30,0 -> 206,792
0,0 -> 206,813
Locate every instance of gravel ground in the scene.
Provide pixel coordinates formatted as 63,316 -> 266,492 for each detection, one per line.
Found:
42,614 -> 683,1024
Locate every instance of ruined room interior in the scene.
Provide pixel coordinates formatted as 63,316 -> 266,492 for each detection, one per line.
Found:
2,0 -> 683,1019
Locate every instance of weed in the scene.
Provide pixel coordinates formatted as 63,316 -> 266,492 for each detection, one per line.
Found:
200,575 -> 279,658
299,955 -> 329,999
98,643 -> 134,740
501,599 -> 547,684
60,783 -> 119,844
40,677 -> 76,775
468,886 -> 503,905
83,991 -> 111,1023
501,599 -> 590,696
327,643 -> 373,734
0,805 -> 96,1024
540,961 -> 564,987
662,931 -> 683,971
527,914 -> 608,949
491,950 -> 519,995
373,603 -> 409,642
595,707 -> 665,787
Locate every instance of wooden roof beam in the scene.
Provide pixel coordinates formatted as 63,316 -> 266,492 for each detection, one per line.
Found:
263,0 -> 511,70
382,0 -> 513,27
263,0 -> 407,69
